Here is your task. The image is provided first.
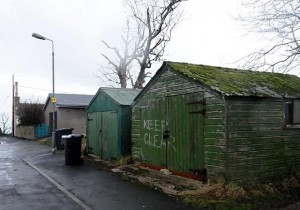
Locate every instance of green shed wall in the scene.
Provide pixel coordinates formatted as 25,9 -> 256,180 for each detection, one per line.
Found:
87,92 -> 120,113
226,98 -> 300,182
132,67 -> 227,178
86,91 -> 132,159
133,62 -> 300,182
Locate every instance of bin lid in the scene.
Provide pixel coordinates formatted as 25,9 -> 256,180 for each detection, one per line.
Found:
61,135 -> 70,139
61,134 -> 83,140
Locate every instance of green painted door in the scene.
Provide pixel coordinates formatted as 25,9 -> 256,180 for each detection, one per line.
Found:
141,98 -> 166,166
101,111 -> 118,160
87,112 -> 102,156
166,92 -> 204,174
141,92 -> 204,175
187,92 -> 205,173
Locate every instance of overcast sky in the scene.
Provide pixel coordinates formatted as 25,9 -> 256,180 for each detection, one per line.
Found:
0,0 -> 265,126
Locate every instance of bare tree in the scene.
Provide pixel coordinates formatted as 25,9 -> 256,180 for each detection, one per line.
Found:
0,112 -> 10,135
238,0 -> 300,73
100,0 -> 186,88
127,0 -> 186,88
100,20 -> 142,88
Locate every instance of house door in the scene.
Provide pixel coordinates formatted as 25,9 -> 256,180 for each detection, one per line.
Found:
141,92 -> 204,175
101,111 -> 118,160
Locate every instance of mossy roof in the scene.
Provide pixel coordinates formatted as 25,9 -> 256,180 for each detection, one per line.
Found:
167,62 -> 300,98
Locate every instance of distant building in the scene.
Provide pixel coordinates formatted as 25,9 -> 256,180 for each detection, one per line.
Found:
44,93 -> 93,134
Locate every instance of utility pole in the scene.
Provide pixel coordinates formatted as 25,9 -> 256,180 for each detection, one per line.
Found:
32,33 -> 56,153
12,75 -> 14,137
12,75 -> 14,136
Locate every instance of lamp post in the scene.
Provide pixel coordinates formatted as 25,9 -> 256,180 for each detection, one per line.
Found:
32,33 -> 56,153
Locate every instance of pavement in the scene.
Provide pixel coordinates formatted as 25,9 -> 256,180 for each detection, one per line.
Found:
0,136 -> 203,210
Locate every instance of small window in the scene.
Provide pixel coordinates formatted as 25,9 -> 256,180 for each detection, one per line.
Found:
285,100 -> 300,127
294,100 -> 300,123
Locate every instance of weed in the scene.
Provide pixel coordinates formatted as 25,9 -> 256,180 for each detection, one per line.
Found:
38,137 -> 51,145
282,176 -> 300,191
182,196 -> 253,210
81,136 -> 88,156
224,183 -> 247,199
121,174 -> 130,181
114,156 -> 133,166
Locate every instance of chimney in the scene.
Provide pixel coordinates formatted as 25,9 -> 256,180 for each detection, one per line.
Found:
15,82 -> 18,97
14,82 -> 20,105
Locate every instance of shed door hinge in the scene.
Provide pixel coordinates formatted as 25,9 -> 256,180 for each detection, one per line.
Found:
189,109 -> 206,115
186,99 -> 206,105
140,106 -> 150,110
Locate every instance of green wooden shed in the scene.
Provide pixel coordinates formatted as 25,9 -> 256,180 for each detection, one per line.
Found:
131,61 -> 300,182
86,87 -> 140,160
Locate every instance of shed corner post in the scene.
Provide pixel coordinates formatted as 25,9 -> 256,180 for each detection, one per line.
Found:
223,95 -> 230,182
86,111 -> 90,154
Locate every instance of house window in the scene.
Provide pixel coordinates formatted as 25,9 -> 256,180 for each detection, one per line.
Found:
285,100 -> 300,127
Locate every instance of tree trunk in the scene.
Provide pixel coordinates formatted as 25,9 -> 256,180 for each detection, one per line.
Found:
134,66 -> 146,89
120,76 -> 127,88
118,65 -> 127,88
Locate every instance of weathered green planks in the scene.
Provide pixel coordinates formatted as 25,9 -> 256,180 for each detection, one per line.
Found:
87,88 -> 139,160
87,112 -> 102,156
227,99 -> 300,181
132,62 -> 300,183
132,68 -> 224,178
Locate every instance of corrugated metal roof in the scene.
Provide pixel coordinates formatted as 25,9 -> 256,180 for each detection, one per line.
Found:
101,88 -> 141,105
168,62 -> 300,98
49,93 -> 94,108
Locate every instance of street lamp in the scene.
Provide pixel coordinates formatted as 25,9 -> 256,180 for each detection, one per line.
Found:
32,33 -> 56,153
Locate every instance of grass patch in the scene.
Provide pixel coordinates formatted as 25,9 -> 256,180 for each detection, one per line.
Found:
179,171 -> 300,210
182,197 -> 252,210
38,137 -> 52,145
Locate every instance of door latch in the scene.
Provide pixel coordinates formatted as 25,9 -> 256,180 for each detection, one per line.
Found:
163,129 -> 170,139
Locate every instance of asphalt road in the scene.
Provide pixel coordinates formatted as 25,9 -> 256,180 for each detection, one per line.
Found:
0,136 -> 82,210
0,136 -> 202,210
